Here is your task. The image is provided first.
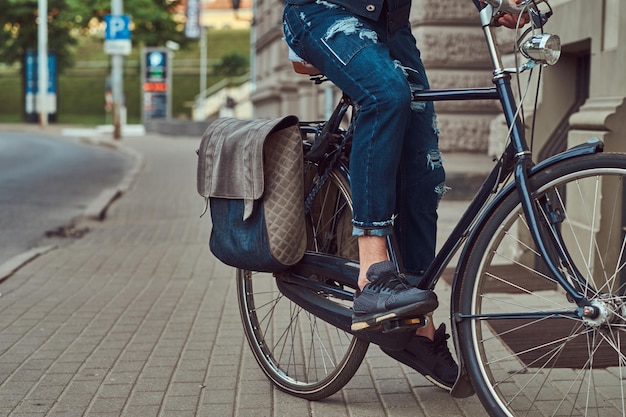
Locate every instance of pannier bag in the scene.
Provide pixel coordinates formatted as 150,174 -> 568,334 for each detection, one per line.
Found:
197,116 -> 306,272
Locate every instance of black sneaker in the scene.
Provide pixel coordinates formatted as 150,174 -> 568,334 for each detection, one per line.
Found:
381,323 -> 459,391
351,261 -> 438,332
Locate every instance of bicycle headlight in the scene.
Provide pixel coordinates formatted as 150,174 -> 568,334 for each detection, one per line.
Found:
521,34 -> 561,65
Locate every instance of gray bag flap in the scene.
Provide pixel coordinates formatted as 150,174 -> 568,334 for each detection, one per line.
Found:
197,115 -> 300,219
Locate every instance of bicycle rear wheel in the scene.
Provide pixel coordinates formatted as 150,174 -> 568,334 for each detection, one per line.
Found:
458,153 -> 626,417
236,160 -> 368,400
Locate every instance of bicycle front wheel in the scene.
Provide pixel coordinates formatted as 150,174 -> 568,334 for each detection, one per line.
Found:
236,161 -> 368,401
458,153 -> 626,417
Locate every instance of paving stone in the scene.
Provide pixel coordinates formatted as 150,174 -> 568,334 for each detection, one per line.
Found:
0,132 -> 489,416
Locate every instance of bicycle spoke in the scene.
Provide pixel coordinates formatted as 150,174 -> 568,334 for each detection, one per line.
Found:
459,158 -> 626,416
555,176 -> 621,296
236,162 -> 367,400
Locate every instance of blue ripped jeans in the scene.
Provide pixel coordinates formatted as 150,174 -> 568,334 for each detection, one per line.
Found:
283,3 -> 445,274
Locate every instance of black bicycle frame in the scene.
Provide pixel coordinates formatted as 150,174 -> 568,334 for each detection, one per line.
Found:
293,75 -> 601,311
287,8 -> 603,341
413,75 -> 597,308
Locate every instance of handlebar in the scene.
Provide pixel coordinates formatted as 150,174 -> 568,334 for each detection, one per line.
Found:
478,0 -> 552,29
481,0 -> 545,14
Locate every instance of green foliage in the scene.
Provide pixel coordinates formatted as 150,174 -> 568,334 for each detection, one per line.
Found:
0,0 -> 81,71
0,0 -> 189,73
0,29 -> 251,123
81,0 -> 190,48
213,52 -> 248,77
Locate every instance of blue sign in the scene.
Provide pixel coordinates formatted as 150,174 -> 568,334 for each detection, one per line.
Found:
24,51 -> 58,118
104,15 -> 131,40
48,54 -> 57,93
146,51 -> 167,81
148,51 -> 166,68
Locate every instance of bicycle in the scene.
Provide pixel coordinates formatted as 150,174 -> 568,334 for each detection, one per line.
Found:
236,1 -> 626,415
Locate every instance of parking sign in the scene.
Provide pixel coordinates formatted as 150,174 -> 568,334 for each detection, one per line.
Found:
104,15 -> 132,55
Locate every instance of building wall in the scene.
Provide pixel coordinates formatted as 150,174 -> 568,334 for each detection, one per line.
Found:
552,0 -> 626,154
250,0 -> 626,155
200,0 -> 253,29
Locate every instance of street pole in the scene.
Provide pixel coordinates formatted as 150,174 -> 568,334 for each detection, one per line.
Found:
199,26 -> 207,103
38,0 -> 48,127
111,0 -> 124,139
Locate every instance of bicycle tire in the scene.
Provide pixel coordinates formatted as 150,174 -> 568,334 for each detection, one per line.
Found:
236,160 -> 368,401
457,153 -> 626,417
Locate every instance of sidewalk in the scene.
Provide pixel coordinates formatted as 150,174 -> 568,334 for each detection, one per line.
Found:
0,130 -> 487,417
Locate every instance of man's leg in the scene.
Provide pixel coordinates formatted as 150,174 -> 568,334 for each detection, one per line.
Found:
376,22 -> 457,390
357,236 -> 388,290
284,3 -> 439,330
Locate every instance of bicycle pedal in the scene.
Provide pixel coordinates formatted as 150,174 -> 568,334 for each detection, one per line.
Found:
380,316 -> 426,333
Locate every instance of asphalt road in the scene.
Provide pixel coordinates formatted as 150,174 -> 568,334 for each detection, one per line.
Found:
0,131 -> 135,266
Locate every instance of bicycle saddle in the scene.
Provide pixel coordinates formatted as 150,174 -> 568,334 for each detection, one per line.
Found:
292,61 -> 321,75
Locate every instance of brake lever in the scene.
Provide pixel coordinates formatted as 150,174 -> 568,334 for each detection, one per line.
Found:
483,0 -> 546,14
529,8 -> 552,28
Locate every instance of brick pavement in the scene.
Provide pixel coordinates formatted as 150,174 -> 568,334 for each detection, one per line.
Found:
0,130 -> 486,417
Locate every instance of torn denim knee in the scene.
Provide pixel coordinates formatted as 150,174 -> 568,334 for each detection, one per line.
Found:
409,83 -> 427,112
435,181 -> 449,202
431,113 -> 441,136
427,150 -> 448,205
426,149 -> 443,170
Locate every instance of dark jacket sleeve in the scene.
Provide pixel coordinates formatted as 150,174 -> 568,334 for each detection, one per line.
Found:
284,0 -> 385,21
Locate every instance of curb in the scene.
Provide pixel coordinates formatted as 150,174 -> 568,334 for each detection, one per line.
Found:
0,132 -> 144,282
77,135 -> 145,221
0,245 -> 57,284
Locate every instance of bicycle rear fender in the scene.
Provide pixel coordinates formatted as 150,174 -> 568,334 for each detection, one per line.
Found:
447,137 -> 603,398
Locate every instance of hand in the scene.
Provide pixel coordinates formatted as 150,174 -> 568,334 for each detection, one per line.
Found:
494,0 -> 531,28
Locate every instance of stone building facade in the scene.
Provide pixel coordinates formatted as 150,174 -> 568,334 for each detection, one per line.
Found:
249,0 -> 626,158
